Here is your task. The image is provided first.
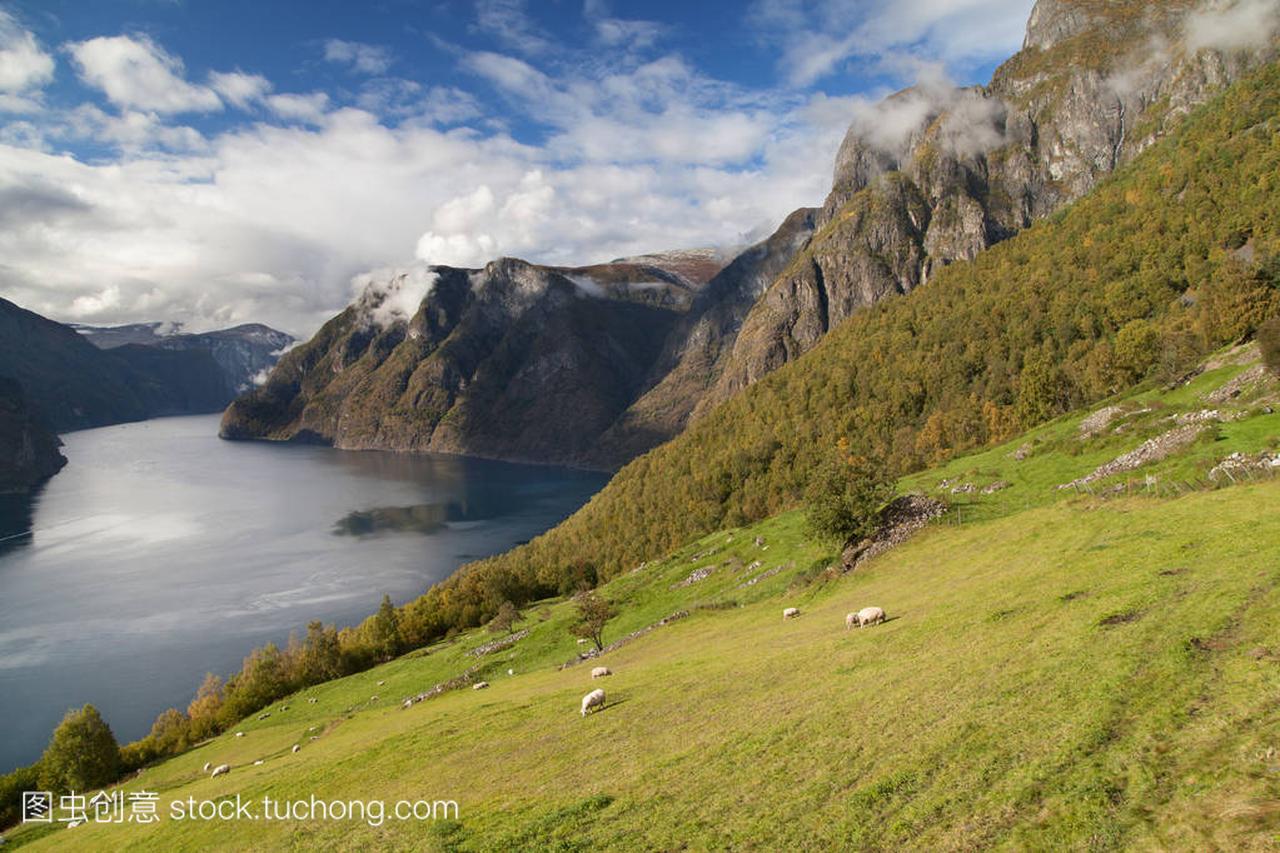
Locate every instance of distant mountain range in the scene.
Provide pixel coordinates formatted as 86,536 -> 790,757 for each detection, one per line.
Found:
224,0 -> 1277,470
0,299 -> 291,491
72,321 -> 294,395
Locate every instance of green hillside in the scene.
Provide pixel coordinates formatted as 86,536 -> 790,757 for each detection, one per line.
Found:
8,350 -> 1278,850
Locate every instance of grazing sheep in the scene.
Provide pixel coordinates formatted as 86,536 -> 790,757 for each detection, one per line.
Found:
202,761 -> 211,772
591,666 -> 612,678
211,764 -> 230,778
508,668 -> 515,676
370,695 -> 379,702
473,681 -> 489,690
253,760 -> 264,766
234,732 -> 244,738
279,705 -> 288,711
292,744 -> 300,754
854,606 -> 886,628
845,612 -> 858,630
783,607 -> 800,620
377,680 -> 385,686
257,713 -> 270,720
307,697 -> 317,704
581,688 -> 606,716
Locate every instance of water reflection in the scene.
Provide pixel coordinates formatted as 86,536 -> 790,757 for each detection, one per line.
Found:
0,490 -> 38,557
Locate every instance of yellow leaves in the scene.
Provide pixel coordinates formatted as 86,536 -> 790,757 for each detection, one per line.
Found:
1124,187 -> 1143,205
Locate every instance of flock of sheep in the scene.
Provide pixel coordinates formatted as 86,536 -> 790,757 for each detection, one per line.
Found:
577,606 -> 886,717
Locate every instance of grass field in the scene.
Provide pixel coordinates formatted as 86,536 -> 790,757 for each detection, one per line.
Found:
7,351 -> 1280,851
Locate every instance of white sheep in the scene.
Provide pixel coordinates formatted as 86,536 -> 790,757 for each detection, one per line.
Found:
292,744 -> 300,754
783,607 -> 800,620
853,606 -> 886,628
210,764 -> 230,778
581,688 -> 606,716
307,697 -> 317,704
845,612 -> 858,630
591,666 -> 612,678
253,760 -> 264,766
473,681 -> 489,690
234,732 -> 244,738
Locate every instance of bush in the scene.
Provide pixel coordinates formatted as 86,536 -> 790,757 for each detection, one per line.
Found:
804,447 -> 896,545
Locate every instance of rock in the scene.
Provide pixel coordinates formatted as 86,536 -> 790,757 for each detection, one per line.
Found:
841,495 -> 947,571
1059,425 -> 1208,490
672,566 -> 715,589
981,481 -> 1011,495
1079,405 -> 1123,437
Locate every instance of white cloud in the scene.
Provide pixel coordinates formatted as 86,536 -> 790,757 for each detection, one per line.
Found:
323,39 -> 393,75
265,92 -> 330,124
66,34 -> 223,113
209,70 -> 272,109
473,0 -> 554,56
350,264 -> 438,328
749,0 -> 1036,87
1185,0 -> 1280,52
0,11 -> 55,101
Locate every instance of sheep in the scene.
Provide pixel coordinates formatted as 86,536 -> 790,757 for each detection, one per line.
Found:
783,607 -> 800,620
210,764 -> 230,778
257,713 -> 270,720
292,744 -> 300,754
507,668 -> 515,676
473,681 -> 489,690
370,695 -> 379,702
377,680 -> 385,686
854,606 -> 887,628
234,732 -> 244,738
202,761 -> 211,772
307,697 -> 317,704
591,666 -> 612,679
253,760 -> 264,766
845,612 -> 858,630
402,698 -> 414,709
581,688 -> 606,716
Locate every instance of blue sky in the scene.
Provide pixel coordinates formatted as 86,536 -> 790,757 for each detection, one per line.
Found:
0,0 -> 1036,334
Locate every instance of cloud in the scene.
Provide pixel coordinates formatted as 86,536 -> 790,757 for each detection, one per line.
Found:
66,34 -> 223,113
749,0 -> 1037,87
0,11 -> 55,103
265,92 -> 330,124
473,0 -> 555,56
1185,0 -> 1280,52
350,264 -> 438,328
209,70 -> 272,109
323,39 -> 393,74
583,0 -> 666,49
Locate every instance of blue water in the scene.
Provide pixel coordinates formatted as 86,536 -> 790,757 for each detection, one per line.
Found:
0,415 -> 606,773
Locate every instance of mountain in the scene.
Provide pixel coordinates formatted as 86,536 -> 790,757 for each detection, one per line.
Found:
73,321 -> 294,395
0,378 -> 65,493
699,0 -> 1278,410
450,48 -> 1280,610
227,0 -> 1275,471
0,298 -> 239,432
219,251 -> 791,465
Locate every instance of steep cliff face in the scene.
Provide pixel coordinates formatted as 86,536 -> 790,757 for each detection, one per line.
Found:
0,378 -> 65,493
702,0 -> 1278,410
220,255 -> 726,465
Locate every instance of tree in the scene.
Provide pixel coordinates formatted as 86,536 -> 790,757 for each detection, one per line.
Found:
1260,316 -> 1280,376
298,620 -> 343,683
186,673 -> 224,741
805,445 -> 896,546
570,591 -> 615,652
487,600 -> 519,635
367,595 -> 401,662
147,707 -> 191,756
38,705 -> 120,793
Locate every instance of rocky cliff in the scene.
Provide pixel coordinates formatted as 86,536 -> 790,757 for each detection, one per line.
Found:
220,254 -> 730,465
0,378 -> 65,493
701,0 -> 1278,408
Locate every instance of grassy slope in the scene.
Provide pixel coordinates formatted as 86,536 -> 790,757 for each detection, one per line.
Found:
10,356 -> 1280,851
